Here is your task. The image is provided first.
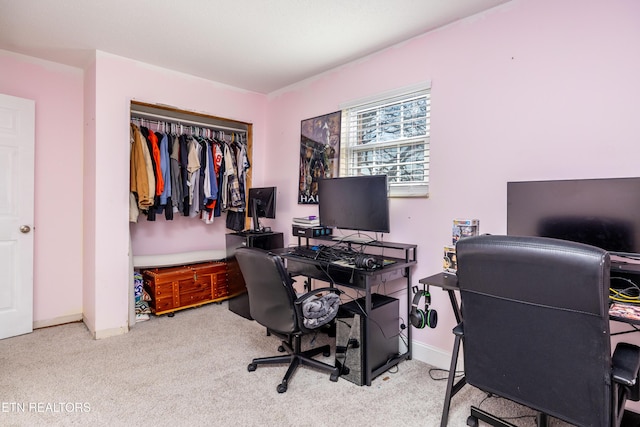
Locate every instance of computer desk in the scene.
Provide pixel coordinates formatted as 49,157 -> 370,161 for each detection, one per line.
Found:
277,238 -> 417,386
419,270 -> 640,427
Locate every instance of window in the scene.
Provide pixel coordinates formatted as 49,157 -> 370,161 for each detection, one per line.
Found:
340,83 -> 431,197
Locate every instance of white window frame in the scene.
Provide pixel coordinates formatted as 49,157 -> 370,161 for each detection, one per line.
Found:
339,82 -> 431,198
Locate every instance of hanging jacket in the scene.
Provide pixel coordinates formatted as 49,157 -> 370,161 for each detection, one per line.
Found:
129,124 -> 153,209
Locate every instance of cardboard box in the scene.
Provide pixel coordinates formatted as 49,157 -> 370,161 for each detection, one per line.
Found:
443,245 -> 457,273
452,218 -> 479,245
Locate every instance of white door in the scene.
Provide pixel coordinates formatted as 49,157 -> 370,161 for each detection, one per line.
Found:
0,93 -> 35,339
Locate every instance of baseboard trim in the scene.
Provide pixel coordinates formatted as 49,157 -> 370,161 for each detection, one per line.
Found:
411,339 -> 464,371
33,313 -> 83,330
81,314 -> 130,340
91,325 -> 129,340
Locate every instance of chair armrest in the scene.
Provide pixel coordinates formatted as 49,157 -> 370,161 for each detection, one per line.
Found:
612,342 -> 640,387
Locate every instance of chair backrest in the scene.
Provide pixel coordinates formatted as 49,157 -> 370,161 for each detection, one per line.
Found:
456,235 -> 611,427
234,247 -> 299,335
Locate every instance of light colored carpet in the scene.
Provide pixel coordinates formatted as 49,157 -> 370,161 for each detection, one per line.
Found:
0,302 -> 570,426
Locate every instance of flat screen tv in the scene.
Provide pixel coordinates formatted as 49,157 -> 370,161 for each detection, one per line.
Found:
247,186 -> 276,232
507,177 -> 640,256
318,175 -> 390,238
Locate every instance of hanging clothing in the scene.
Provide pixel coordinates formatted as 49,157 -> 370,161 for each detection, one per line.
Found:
179,134 -> 190,217
129,117 -> 249,227
235,139 -> 250,209
142,128 -> 164,197
155,132 -> 173,221
158,133 -> 171,206
213,141 -> 225,218
223,143 -> 240,209
170,135 -> 183,214
129,124 -> 152,209
187,138 -> 202,218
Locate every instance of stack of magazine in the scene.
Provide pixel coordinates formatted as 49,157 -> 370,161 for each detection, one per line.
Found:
293,216 -> 320,227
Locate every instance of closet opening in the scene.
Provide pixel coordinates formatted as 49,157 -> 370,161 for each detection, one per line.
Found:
128,101 -> 253,326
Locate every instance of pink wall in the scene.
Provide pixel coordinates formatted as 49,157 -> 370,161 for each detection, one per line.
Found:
82,56 -> 98,332
0,51 -> 84,327
265,0 -> 640,362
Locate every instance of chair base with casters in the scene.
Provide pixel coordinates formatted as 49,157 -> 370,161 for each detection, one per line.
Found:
247,330 -> 340,393
235,247 -> 341,393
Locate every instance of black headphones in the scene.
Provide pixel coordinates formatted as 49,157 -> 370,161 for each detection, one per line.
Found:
410,285 -> 437,329
353,253 -> 380,270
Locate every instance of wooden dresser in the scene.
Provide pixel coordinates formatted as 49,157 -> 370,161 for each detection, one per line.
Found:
141,261 -> 235,315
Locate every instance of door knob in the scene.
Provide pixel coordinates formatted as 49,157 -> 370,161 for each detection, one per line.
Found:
19,225 -> 31,233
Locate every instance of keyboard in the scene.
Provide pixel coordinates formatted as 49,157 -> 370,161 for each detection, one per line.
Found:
291,245 -> 324,259
290,245 -> 359,265
289,245 -> 393,270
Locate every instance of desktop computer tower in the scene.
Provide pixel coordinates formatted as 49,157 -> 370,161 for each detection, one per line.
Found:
335,293 -> 399,386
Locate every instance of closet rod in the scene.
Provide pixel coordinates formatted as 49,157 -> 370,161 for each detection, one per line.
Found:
130,110 -> 247,133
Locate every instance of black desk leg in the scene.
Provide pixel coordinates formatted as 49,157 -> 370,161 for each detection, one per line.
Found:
440,333 -> 466,427
447,289 -> 462,325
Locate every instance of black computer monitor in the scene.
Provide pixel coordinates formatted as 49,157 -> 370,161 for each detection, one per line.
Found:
318,175 -> 390,236
507,177 -> 640,256
247,186 -> 277,232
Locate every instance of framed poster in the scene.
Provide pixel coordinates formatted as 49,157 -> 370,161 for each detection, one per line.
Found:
298,111 -> 341,204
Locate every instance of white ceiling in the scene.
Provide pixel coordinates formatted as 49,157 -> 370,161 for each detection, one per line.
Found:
0,0 -> 510,94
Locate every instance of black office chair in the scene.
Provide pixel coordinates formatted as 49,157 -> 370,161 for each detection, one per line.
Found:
234,246 -> 341,393
446,235 -> 640,427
